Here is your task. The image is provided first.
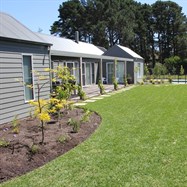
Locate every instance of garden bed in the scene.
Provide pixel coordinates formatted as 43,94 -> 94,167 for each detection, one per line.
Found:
0,108 -> 101,183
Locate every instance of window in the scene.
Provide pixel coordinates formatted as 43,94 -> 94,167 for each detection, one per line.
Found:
138,63 -> 141,78
23,55 -> 34,101
74,62 -> 79,84
66,62 -> 74,75
91,63 -> 95,84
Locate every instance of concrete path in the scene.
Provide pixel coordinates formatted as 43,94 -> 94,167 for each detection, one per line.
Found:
73,85 -> 136,106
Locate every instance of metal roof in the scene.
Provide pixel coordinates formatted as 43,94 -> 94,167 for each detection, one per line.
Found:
0,12 -> 51,45
36,33 -> 133,62
97,46 -> 107,52
117,45 -> 143,59
52,50 -> 133,61
37,33 -> 103,56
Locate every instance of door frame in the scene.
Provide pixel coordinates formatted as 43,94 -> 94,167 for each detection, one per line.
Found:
82,62 -> 95,86
106,62 -> 114,84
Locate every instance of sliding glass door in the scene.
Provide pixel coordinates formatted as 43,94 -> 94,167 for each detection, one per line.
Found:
106,62 -> 114,84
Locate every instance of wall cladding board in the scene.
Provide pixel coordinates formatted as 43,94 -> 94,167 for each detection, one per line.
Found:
0,82 -> 23,89
0,72 -> 23,78
0,63 -> 22,68
0,41 -> 50,124
0,77 -> 23,84
0,91 -> 23,100
0,100 -> 27,115
0,68 -> 22,73
0,107 -> 31,124
0,85 -> 23,94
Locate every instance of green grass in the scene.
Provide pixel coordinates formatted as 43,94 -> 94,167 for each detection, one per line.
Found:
1,85 -> 187,187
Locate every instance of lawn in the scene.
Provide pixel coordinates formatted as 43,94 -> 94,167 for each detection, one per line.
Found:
1,85 -> 187,187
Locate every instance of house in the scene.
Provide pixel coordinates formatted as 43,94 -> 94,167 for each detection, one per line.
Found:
0,12 -> 52,124
37,33 -> 135,87
0,12 -> 143,125
103,44 -> 144,84
37,32 -> 104,87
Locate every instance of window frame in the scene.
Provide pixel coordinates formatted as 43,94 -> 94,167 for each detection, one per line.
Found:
22,54 -> 35,102
66,62 -> 75,76
137,63 -> 141,78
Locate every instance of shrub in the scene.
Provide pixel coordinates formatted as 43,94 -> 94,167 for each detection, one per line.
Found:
124,77 -> 128,87
11,115 -> 20,134
30,144 -> 39,154
143,76 -> 147,82
53,66 -> 77,100
68,103 -> 75,111
0,139 -> 10,147
180,65 -> 184,76
81,109 -> 92,123
168,75 -> 172,83
98,80 -> 105,95
57,134 -> 70,144
152,80 -> 155,84
18,66 -> 73,144
67,118 -> 80,133
157,80 -> 161,84
112,76 -> 118,90
77,85 -> 86,100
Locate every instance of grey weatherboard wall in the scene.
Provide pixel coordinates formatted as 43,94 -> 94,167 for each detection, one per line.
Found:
0,12 -> 51,125
0,40 -> 50,124
103,45 -> 135,83
103,45 -> 144,83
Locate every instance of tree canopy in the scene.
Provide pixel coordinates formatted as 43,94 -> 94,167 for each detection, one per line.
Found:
50,0 -> 187,71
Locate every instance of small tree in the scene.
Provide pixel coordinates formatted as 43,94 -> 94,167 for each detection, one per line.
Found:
17,66 -> 75,144
77,85 -> 86,100
153,63 -> 162,78
98,80 -> 105,95
144,64 -> 149,78
180,65 -> 184,76
28,71 -> 51,144
160,64 -> 168,76
124,76 -> 127,87
112,76 -> 118,90
164,56 -> 180,74
27,67 -> 73,144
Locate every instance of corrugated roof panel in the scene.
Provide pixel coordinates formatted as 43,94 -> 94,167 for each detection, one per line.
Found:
0,12 -> 51,45
37,33 -> 104,56
118,45 -> 143,59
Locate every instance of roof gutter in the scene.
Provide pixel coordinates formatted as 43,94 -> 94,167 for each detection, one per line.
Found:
0,36 -> 52,46
51,50 -> 133,62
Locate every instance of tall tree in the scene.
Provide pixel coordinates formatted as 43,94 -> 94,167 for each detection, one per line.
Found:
152,1 -> 187,64
133,3 -> 154,66
50,0 -> 86,40
50,0 -> 187,71
86,0 -> 109,47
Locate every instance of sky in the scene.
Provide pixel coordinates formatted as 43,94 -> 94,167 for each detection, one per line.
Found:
0,0 -> 187,35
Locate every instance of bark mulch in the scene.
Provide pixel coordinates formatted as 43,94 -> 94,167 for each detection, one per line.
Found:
0,108 -> 101,183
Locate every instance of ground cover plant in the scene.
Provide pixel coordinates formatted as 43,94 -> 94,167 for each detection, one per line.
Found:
1,85 -> 187,187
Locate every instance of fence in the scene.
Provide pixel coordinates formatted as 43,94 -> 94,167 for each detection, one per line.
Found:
146,74 -> 187,84
171,75 -> 187,84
